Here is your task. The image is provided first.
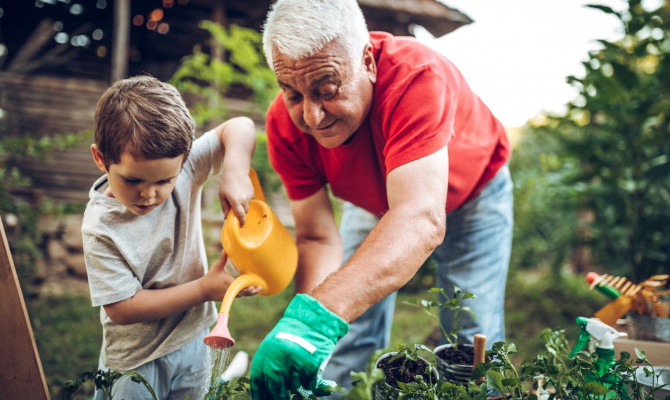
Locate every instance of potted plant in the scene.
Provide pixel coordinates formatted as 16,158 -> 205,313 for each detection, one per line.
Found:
372,344 -> 439,399
406,286 -> 483,383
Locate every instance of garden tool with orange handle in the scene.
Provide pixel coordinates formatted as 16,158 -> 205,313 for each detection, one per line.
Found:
586,272 -> 634,327
203,169 -> 298,349
473,334 -> 486,385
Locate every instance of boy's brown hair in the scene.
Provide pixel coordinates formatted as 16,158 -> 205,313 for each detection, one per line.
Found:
94,75 -> 195,170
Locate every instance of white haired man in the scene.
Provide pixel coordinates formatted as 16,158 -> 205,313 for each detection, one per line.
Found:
250,0 -> 513,398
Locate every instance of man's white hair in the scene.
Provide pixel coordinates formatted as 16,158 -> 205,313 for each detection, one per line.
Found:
262,0 -> 370,70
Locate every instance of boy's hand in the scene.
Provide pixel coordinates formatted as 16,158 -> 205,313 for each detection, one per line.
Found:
219,170 -> 254,226
200,252 -> 260,301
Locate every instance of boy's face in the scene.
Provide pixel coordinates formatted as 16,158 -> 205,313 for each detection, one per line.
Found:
91,145 -> 183,216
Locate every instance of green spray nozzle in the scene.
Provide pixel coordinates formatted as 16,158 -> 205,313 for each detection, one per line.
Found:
569,317 -> 627,358
569,317 -> 592,357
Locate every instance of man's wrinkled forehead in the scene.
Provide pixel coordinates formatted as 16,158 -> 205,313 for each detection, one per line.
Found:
273,41 -> 352,84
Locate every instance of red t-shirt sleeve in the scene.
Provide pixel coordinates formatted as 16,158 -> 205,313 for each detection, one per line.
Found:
377,68 -> 454,174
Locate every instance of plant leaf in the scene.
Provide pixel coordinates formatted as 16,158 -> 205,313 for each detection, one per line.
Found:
486,370 -> 506,394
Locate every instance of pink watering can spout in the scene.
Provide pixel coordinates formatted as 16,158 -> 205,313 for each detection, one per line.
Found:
203,313 -> 235,349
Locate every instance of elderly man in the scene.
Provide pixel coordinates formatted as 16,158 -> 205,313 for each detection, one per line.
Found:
250,0 -> 513,398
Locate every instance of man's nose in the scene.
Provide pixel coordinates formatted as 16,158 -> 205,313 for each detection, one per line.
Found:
302,97 -> 325,129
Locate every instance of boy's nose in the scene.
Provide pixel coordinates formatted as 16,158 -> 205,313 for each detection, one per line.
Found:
140,185 -> 157,200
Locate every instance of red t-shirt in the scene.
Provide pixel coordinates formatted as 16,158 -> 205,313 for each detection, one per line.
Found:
266,32 -> 510,216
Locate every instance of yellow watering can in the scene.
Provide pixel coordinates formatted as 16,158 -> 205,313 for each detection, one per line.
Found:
204,169 -> 298,349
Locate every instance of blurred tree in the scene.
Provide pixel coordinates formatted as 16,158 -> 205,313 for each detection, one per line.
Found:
547,0 -> 670,281
170,21 -> 282,195
170,21 -> 279,127
508,124 -> 580,275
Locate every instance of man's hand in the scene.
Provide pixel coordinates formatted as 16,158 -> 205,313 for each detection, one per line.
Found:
250,294 -> 349,399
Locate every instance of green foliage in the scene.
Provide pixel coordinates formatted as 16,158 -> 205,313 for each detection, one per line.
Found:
204,376 -> 252,400
170,21 -> 279,127
509,126 -> 580,274
342,360 -> 386,400
542,0 -> 670,281
57,369 -> 158,400
404,286 -> 476,349
171,21 -> 283,203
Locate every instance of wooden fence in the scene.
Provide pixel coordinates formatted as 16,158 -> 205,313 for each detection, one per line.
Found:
0,72 -> 265,204
0,73 -> 106,204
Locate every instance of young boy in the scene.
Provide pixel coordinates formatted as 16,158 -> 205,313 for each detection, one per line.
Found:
82,75 -> 258,399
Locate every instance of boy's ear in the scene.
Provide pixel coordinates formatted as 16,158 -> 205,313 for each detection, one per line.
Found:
91,144 -> 108,173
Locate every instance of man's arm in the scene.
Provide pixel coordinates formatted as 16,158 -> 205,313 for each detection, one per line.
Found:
289,187 -> 343,294
311,146 -> 449,322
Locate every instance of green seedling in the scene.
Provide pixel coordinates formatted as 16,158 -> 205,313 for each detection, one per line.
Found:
405,285 -> 476,350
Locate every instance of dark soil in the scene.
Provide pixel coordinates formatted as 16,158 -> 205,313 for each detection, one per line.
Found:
435,345 -> 475,365
377,354 -> 434,389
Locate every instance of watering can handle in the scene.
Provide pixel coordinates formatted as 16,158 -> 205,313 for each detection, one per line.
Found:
249,168 -> 266,203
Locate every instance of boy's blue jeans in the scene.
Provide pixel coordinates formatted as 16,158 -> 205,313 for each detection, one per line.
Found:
322,165 -> 513,395
94,330 -> 210,400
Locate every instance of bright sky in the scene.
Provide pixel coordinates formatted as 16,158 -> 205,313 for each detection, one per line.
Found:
414,0 -> 626,127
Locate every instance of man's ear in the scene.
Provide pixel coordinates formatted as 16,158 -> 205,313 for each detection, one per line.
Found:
362,43 -> 377,84
91,144 -> 108,173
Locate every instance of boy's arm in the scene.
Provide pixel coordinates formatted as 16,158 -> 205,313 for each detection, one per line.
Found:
215,117 -> 257,226
103,252 -> 256,325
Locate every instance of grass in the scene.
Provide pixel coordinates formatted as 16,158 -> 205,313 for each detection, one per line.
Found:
27,293 -> 101,399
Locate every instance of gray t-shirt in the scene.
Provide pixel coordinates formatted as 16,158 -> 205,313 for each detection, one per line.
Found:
82,129 -> 220,371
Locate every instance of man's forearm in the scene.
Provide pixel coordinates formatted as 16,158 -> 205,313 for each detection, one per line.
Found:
312,204 -> 445,323
295,237 -> 343,294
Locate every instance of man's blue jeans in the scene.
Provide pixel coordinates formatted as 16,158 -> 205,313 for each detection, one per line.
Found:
322,164 -> 513,394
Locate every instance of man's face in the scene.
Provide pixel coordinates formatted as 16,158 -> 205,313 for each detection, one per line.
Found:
273,39 -> 377,149
92,146 -> 183,216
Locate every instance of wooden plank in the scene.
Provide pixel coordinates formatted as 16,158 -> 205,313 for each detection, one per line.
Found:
0,219 -> 51,400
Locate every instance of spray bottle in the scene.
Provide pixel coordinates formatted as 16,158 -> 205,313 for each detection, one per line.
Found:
569,317 -> 630,400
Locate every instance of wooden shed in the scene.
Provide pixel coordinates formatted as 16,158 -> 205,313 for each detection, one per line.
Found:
0,0 -> 472,204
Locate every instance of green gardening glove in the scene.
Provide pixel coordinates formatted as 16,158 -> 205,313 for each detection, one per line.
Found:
250,294 -> 349,400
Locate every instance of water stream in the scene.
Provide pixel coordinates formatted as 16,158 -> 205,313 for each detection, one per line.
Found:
205,346 -> 232,396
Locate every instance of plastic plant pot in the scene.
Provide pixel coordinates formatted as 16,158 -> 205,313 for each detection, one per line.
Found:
373,351 -> 439,399
434,343 -> 475,384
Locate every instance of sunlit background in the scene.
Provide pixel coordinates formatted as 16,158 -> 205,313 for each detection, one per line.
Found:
418,0 -> 626,127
